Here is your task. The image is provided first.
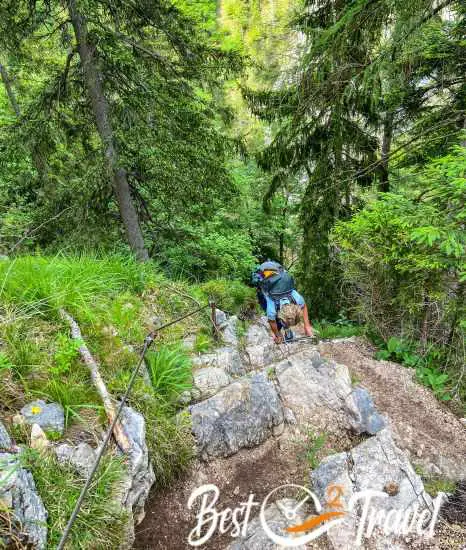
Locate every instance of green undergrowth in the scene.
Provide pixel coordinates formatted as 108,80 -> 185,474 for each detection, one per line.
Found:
0,254 -> 251,494
23,449 -> 128,549
414,465 -> 457,497
374,336 -> 454,402
313,317 -> 365,339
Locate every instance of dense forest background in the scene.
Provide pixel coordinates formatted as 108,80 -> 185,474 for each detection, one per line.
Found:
0,0 -> 465,402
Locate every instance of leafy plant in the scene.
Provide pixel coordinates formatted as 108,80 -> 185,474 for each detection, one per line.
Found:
51,333 -> 81,376
375,337 -> 452,400
313,319 -> 364,340
145,346 -> 192,402
416,366 -> 451,401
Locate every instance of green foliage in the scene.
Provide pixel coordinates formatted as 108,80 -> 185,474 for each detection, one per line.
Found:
145,346 -> 192,402
130,384 -> 194,487
423,477 -> 457,497
0,351 -> 14,372
414,465 -> 457,496
194,331 -> 214,353
198,279 -> 256,313
375,337 -> 452,401
313,318 -> 364,339
245,0 -> 465,317
302,430 -> 331,469
24,449 -> 127,549
333,148 -> 466,399
51,333 -> 81,376
41,375 -> 101,428
1,319 -> 46,379
0,255 -> 149,317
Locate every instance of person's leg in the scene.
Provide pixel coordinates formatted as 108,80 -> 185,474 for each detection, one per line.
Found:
291,290 -> 314,337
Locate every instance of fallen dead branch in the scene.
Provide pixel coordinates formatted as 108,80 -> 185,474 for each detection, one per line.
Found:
59,309 -> 131,452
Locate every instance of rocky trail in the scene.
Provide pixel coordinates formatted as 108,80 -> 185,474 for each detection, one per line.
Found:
134,313 -> 466,550
1,312 -> 465,549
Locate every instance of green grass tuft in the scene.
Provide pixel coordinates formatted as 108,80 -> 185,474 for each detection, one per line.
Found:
23,449 -> 128,549
145,345 -> 192,402
130,385 -> 194,487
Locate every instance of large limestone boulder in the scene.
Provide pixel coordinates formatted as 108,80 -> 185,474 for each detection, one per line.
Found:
344,387 -> 387,435
0,423 -> 47,549
192,346 -> 245,376
275,350 -> 386,435
311,428 -> 434,550
219,313 -> 239,348
243,320 -> 318,369
190,372 -> 284,460
21,400 -> 65,435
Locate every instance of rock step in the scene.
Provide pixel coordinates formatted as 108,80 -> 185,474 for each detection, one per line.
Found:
188,348 -> 387,461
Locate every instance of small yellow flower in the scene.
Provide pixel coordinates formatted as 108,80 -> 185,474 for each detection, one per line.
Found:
31,406 -> 42,415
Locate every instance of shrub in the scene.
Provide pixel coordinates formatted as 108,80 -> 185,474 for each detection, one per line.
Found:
332,148 -> 466,398
198,279 -> 256,313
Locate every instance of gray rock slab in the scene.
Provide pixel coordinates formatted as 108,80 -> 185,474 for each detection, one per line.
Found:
119,406 -> 155,526
275,350 -> 352,424
311,428 -> 434,550
190,372 -> 284,459
0,451 -> 47,549
192,366 -> 232,400
21,400 -> 65,435
222,315 -> 239,347
54,442 -> 96,477
344,387 -> 387,435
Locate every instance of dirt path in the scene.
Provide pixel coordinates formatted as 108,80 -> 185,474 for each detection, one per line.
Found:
133,434 -> 320,550
318,338 -> 466,481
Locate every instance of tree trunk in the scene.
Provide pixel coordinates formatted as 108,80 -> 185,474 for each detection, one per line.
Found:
380,111 -> 393,193
0,63 -> 21,117
67,0 -> 149,261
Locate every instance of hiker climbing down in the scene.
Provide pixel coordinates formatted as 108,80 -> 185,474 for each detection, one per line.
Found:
252,261 -> 314,344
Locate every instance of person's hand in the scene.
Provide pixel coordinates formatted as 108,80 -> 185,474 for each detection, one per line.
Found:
304,326 -> 314,338
273,333 -> 284,344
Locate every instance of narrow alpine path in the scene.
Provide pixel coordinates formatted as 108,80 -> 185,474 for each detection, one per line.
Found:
134,312 -> 466,550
